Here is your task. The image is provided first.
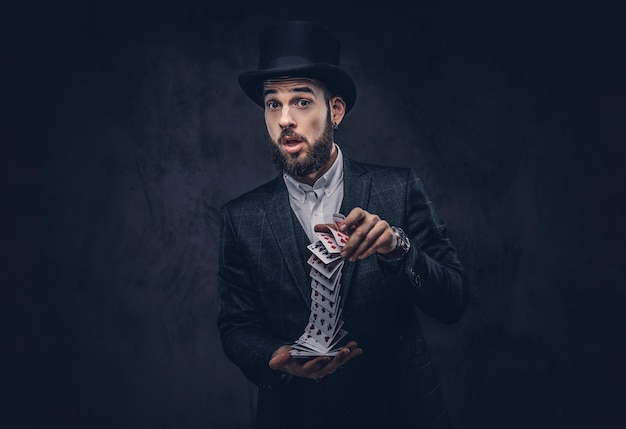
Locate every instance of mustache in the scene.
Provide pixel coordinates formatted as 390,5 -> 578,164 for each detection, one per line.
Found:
279,129 -> 308,143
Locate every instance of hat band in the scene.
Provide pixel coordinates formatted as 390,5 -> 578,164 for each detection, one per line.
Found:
261,56 -> 318,70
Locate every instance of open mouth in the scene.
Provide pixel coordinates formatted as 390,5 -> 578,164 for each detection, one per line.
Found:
281,135 -> 305,154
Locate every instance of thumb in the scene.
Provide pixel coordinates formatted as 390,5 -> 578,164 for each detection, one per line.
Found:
313,223 -> 333,233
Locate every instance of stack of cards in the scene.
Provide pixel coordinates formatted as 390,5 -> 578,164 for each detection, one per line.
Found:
290,214 -> 351,359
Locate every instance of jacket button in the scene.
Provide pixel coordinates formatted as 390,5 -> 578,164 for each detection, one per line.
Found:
410,271 -> 423,289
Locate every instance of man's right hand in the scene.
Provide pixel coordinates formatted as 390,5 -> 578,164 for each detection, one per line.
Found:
268,341 -> 363,380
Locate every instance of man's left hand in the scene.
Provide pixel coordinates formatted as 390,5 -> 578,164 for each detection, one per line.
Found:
269,341 -> 363,380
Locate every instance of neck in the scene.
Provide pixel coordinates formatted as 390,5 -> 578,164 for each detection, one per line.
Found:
295,144 -> 338,186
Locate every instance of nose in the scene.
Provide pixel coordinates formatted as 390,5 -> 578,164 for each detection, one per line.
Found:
279,106 -> 295,129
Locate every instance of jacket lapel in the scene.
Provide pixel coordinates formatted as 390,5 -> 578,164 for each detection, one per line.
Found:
263,177 -> 312,305
339,157 -> 371,302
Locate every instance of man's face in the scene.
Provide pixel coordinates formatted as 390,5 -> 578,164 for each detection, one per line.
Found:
263,78 -> 334,178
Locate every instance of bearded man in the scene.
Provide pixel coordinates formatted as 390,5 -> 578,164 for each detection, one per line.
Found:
217,20 -> 468,429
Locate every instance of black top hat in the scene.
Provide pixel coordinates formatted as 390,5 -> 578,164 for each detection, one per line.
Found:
238,21 -> 357,113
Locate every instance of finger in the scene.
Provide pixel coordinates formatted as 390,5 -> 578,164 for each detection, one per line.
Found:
319,345 -> 364,376
339,207 -> 366,233
340,216 -> 375,259
344,218 -> 389,262
340,347 -> 363,364
268,351 -> 292,370
301,356 -> 332,374
329,347 -> 359,367
313,223 -> 334,233
357,225 -> 396,260
344,340 -> 359,350
337,341 -> 362,361
306,346 -> 354,377
326,341 -> 360,367
358,235 -> 389,260
349,221 -> 389,261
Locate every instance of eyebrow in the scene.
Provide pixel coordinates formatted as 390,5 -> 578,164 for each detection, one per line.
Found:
263,86 -> 315,98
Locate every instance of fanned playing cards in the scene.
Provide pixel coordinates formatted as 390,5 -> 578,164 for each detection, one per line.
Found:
290,213 -> 349,359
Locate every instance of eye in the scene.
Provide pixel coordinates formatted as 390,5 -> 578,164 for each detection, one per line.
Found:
295,99 -> 311,107
266,100 -> 280,109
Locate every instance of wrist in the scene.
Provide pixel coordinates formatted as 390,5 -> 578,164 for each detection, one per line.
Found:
377,226 -> 410,261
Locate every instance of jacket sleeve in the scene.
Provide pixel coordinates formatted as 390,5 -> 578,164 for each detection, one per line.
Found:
378,168 -> 468,324
216,204 -> 292,389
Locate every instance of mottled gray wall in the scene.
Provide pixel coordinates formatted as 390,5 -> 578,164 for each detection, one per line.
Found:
3,1 -> 625,428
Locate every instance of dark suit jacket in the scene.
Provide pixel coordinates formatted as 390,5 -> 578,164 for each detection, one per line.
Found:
218,156 -> 468,429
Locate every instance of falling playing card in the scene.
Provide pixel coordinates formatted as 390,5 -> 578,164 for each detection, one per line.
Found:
329,227 -> 350,247
295,334 -> 328,354
307,312 -> 344,337
309,322 -> 346,346
309,302 -> 342,328
309,267 -> 342,291
307,255 -> 344,279
310,278 -> 341,301
314,231 -> 342,254
311,288 -> 340,312
298,328 -> 348,351
307,241 -> 342,264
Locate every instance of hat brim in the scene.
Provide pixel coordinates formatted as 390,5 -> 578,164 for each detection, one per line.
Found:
238,64 -> 357,113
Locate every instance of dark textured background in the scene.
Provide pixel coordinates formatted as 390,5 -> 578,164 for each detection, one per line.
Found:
3,1 -> 625,428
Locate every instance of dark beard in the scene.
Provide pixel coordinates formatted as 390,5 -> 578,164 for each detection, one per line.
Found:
269,117 -> 334,178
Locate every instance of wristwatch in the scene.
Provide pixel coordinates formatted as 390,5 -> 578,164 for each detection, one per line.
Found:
378,226 -> 411,261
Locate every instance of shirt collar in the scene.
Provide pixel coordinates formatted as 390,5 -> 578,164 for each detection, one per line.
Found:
283,144 -> 344,203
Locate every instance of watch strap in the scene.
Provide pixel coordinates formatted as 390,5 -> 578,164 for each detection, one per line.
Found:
378,226 -> 410,261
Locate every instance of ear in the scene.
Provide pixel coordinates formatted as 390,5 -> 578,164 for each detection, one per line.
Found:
329,96 -> 346,126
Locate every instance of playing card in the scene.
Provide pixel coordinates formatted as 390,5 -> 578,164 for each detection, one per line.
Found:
309,268 -> 341,292
290,341 -> 345,358
290,343 -> 327,357
296,334 -> 330,353
310,299 -> 342,326
308,321 -> 346,346
297,333 -> 333,353
332,213 -> 345,230
310,278 -> 341,301
290,343 -> 339,355
299,328 -> 348,351
307,255 -> 344,279
307,241 -> 342,264
289,348 -> 341,358
307,313 -> 343,337
327,329 -> 348,349
330,227 -> 350,247
314,231 -> 342,254
311,288 -> 340,312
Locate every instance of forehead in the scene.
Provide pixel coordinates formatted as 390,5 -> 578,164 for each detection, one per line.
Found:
263,77 -> 325,96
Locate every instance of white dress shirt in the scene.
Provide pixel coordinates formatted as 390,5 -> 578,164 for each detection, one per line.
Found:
283,144 -> 344,243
